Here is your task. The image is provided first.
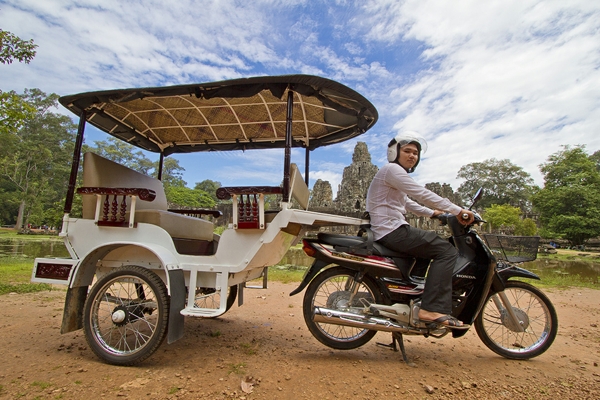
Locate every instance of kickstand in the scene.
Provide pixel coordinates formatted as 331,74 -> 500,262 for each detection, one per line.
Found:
377,332 -> 412,365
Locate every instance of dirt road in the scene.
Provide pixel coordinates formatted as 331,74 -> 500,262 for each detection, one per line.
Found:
1,283 -> 599,399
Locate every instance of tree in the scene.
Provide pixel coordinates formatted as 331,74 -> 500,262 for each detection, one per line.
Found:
156,157 -> 186,188
591,150 -> 600,172
532,145 -> 600,246
90,137 -> 154,174
1,30 -> 37,135
483,204 -> 521,234
194,179 -> 221,203
0,29 -> 37,64
0,89 -> 77,228
482,204 -> 537,236
456,158 -> 537,211
165,186 -> 216,209
0,90 -> 36,134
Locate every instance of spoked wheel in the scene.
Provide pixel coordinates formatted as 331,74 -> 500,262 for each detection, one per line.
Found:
475,281 -> 558,359
194,285 -> 238,317
83,266 -> 169,365
303,266 -> 382,350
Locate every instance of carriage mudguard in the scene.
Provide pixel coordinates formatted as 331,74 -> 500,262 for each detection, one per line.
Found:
290,259 -> 330,296
167,269 -> 185,344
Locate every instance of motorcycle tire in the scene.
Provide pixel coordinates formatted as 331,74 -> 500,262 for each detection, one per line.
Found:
83,265 -> 169,366
303,266 -> 382,350
474,280 -> 558,360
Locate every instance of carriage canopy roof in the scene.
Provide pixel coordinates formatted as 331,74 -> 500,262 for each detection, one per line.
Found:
60,75 -> 378,156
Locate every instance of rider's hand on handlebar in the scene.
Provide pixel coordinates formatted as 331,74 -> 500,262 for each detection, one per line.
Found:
457,209 -> 475,225
431,210 -> 444,218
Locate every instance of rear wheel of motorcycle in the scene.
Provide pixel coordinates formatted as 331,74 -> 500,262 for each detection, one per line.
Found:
474,281 -> 557,360
83,266 -> 169,366
303,266 -> 382,350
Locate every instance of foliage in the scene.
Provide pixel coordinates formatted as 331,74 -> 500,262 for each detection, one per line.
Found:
90,137 -> 154,174
156,157 -> 186,188
515,218 -> 537,236
0,90 -> 36,135
195,179 -> 221,202
456,158 -> 537,211
0,29 -> 37,64
482,204 -> 537,235
165,186 -> 216,208
0,89 -> 77,228
532,146 -> 600,246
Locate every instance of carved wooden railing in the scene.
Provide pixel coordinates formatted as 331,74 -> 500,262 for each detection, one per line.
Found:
77,187 -> 156,227
216,186 -> 282,229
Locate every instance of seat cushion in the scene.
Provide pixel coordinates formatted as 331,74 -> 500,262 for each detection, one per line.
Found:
135,210 -> 214,241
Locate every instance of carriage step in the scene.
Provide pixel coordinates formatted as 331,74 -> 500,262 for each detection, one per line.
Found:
180,307 -> 225,318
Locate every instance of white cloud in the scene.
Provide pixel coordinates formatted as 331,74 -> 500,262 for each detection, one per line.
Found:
359,0 -> 600,189
1,0 -> 598,199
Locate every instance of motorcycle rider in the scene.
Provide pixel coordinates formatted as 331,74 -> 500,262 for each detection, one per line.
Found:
366,131 -> 475,329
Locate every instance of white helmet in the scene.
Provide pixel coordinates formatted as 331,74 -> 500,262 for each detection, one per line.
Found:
387,131 -> 428,172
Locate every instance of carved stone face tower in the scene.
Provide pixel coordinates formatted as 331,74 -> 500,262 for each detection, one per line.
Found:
310,179 -> 334,208
334,142 -> 379,215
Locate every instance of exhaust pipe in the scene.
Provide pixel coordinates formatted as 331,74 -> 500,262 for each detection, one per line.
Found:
313,307 -> 416,334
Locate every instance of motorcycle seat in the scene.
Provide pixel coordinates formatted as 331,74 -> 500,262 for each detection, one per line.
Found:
317,232 -> 413,259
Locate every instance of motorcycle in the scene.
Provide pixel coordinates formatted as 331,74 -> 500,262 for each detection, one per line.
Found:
290,190 -> 558,363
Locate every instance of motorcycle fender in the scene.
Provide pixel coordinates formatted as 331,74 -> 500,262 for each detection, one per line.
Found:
498,266 -> 540,282
289,259 -> 330,296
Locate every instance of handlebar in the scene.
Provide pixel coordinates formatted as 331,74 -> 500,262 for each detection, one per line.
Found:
432,212 -> 485,226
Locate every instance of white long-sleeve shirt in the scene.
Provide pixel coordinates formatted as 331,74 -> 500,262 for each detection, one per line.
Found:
366,163 -> 462,240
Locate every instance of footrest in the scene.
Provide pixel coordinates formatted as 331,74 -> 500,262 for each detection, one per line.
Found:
180,307 -> 226,318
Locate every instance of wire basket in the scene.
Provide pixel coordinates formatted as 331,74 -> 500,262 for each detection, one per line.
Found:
483,235 -> 540,263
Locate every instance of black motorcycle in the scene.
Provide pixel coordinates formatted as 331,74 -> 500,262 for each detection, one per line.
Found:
290,190 -> 558,363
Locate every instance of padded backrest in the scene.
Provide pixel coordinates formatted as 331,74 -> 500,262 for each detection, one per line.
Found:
81,152 -> 168,219
289,163 -> 310,210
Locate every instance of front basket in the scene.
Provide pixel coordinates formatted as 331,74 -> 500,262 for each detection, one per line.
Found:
483,235 -> 540,263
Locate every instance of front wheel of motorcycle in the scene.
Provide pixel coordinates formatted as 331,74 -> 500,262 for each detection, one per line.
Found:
303,266 -> 382,350
474,281 -> 558,360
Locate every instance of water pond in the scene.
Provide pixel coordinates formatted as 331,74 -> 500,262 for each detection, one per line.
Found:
0,237 -> 598,286
0,237 -> 69,259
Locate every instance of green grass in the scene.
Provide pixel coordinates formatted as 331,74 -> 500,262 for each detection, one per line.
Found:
538,249 -> 600,262
265,265 -> 307,283
0,228 -> 61,240
31,381 -> 53,390
1,235 -> 597,295
228,362 -> 247,375
0,256 -> 53,295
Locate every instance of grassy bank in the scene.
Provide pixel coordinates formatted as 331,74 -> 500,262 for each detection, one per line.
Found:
1,248 -> 597,296
0,256 -> 52,295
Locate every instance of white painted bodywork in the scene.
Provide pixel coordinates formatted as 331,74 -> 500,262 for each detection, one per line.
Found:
34,205 -> 365,317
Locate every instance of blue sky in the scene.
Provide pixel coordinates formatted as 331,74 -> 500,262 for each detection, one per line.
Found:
2,0 -> 599,198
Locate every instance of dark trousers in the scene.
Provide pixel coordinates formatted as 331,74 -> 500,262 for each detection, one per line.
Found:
378,224 -> 457,314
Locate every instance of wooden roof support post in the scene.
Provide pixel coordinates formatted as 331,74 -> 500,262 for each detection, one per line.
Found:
63,110 -> 87,215
157,152 -> 164,181
305,146 -> 310,186
282,87 -> 293,202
